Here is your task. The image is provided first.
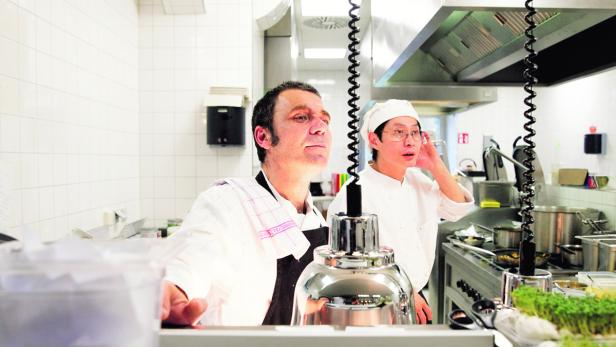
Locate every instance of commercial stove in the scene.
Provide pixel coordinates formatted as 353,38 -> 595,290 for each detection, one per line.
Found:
440,242 -> 579,323
428,206 -> 520,324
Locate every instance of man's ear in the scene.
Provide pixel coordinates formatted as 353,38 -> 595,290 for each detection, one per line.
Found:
368,132 -> 381,150
254,126 -> 273,150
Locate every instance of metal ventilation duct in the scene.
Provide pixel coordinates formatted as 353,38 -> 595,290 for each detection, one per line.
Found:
302,17 -> 348,30
357,21 -> 498,116
372,0 -> 616,86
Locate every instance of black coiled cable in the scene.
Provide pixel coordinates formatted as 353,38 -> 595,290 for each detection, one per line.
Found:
345,0 -> 362,217
519,0 -> 538,276
346,0 -> 361,183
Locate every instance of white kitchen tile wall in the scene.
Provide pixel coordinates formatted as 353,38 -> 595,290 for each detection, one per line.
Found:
0,0 -> 140,241
455,67 -> 616,226
138,0 -> 255,227
455,68 -> 616,185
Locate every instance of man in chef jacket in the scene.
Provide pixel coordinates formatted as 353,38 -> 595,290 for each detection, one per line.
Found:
161,81 -> 332,326
327,99 -> 474,324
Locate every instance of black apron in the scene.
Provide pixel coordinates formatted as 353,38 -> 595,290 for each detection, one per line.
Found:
255,172 -> 328,325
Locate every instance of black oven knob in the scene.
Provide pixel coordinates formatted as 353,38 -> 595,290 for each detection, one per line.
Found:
467,289 -> 477,298
461,283 -> 469,292
473,292 -> 482,301
456,280 -> 464,288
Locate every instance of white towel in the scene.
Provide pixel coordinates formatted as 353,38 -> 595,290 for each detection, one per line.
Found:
213,177 -> 310,260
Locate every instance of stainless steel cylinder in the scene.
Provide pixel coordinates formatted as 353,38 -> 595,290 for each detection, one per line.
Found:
531,206 -> 601,254
330,213 -> 379,254
292,214 -> 415,326
501,268 -> 552,307
492,226 -> 522,249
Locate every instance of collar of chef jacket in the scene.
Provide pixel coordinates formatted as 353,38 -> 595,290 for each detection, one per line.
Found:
259,170 -> 326,230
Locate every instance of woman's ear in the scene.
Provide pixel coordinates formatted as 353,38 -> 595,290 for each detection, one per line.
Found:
368,132 -> 381,150
254,126 -> 272,150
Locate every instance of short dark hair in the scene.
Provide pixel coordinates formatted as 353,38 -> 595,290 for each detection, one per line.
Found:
252,81 -> 320,163
371,120 -> 422,161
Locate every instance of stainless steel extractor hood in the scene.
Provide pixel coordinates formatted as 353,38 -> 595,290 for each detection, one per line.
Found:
371,0 -> 616,86
358,16 -> 498,116
258,0 -> 497,115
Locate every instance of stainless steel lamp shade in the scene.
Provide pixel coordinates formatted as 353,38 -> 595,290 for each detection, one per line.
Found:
291,213 -> 416,326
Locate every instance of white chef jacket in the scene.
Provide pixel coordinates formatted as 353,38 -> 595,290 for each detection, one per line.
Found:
327,165 -> 473,291
165,172 -> 326,325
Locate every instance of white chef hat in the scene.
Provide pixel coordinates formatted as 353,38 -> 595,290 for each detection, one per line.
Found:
360,99 -> 420,143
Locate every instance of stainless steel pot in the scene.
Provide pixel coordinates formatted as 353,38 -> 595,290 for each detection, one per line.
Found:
531,206 -> 602,254
575,234 -> 616,271
493,226 -> 522,249
472,181 -> 515,207
558,244 -> 583,267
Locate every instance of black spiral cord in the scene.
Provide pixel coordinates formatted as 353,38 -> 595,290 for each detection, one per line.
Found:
519,0 -> 538,276
345,0 -> 362,217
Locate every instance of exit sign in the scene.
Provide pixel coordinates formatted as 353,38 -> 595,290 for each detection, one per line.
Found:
458,132 -> 469,144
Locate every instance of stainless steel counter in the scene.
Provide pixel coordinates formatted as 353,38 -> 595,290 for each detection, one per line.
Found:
159,325 -> 494,347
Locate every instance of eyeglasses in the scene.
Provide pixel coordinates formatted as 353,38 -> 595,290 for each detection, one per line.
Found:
383,129 -> 422,142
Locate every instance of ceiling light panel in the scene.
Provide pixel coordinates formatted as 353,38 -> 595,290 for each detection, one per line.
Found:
304,48 -> 346,59
301,0 -> 361,17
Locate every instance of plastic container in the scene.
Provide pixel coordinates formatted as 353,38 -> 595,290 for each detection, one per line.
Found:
140,227 -> 161,238
480,199 -> 501,208
0,260 -> 164,347
576,271 -> 616,298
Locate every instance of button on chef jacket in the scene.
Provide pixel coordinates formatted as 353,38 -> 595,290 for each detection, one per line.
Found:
165,172 -> 326,325
327,165 -> 474,291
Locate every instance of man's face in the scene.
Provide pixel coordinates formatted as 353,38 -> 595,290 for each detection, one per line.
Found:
262,89 -> 331,173
369,116 -> 422,169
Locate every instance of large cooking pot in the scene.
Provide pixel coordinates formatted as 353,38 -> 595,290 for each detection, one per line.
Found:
531,206 -> 602,254
472,181 -> 515,207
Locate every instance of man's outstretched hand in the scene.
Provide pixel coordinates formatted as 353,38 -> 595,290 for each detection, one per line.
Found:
414,291 -> 433,324
161,281 -> 207,326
